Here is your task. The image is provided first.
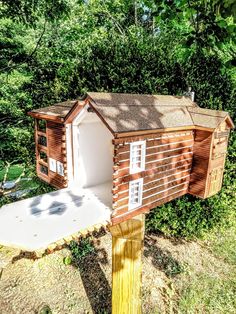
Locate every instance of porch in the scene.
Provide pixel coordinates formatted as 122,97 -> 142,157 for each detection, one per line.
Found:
0,182 -> 112,252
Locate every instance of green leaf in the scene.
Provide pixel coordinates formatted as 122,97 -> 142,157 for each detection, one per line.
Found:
63,256 -> 72,265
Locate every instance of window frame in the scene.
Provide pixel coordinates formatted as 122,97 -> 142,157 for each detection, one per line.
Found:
49,158 -> 57,172
129,140 -> 146,174
128,178 -> 143,211
57,161 -> 64,176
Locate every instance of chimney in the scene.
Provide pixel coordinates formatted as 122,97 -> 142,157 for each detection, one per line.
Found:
184,87 -> 195,102
188,87 -> 195,102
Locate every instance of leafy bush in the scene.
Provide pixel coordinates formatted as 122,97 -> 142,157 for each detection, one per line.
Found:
68,238 -> 95,263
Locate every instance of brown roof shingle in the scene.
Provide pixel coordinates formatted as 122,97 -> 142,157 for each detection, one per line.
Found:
28,92 -> 233,132
30,100 -> 78,118
87,92 -> 197,132
87,92 -> 196,107
187,107 -> 229,129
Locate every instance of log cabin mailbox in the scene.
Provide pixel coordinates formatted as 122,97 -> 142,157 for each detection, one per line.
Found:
29,92 -> 234,223
28,92 -> 234,313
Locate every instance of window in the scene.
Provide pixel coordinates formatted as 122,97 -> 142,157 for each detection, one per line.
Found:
49,158 -> 57,172
37,119 -> 46,132
38,135 -> 47,147
39,151 -> 48,163
130,141 -> 146,174
57,161 -> 64,176
129,178 -> 143,210
39,164 -> 48,176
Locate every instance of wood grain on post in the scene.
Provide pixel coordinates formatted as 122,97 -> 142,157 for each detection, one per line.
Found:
109,214 -> 145,314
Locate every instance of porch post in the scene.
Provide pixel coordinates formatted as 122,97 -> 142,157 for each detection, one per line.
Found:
109,214 -> 145,314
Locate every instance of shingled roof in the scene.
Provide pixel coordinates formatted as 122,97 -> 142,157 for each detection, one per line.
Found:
28,92 -> 234,132
29,100 -> 78,119
87,92 -> 233,132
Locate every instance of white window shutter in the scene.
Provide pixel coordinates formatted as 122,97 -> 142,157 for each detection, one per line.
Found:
130,141 -> 146,174
129,178 -> 143,210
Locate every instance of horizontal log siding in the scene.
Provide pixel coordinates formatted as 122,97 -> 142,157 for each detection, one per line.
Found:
188,130 -> 212,198
47,121 -> 68,189
111,131 -> 194,223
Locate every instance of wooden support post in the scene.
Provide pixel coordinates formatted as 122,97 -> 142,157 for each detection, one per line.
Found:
109,214 -> 145,314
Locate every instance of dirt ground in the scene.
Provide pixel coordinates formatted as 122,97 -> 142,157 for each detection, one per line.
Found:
0,231 -> 233,314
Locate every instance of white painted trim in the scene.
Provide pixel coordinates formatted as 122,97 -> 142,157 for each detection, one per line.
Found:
130,140 -> 146,174
143,169 -> 191,187
142,180 -> 188,200
117,173 -> 190,202
118,138 -> 194,156
122,131 -> 193,145
145,145 -> 193,158
119,144 -> 193,162
113,187 -> 187,217
117,155 -> 193,172
128,178 -> 143,210
72,104 -> 89,126
71,105 -> 88,186
145,151 -> 193,165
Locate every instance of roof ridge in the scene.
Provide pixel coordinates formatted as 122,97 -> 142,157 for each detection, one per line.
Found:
186,107 -> 195,126
188,108 -> 228,118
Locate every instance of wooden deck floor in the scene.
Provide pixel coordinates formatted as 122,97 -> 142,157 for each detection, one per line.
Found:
0,182 -> 112,252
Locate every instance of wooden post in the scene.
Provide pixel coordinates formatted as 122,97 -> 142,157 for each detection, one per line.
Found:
109,214 -> 145,314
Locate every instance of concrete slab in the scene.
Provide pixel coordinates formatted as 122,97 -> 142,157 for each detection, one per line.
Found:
0,182 -> 112,251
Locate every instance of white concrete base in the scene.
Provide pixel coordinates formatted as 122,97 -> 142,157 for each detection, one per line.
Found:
0,182 -> 112,251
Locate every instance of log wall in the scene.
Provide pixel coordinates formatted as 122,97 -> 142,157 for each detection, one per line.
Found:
188,121 -> 230,198
188,130 -> 212,198
205,122 -> 230,197
35,119 -> 68,189
111,130 -> 194,224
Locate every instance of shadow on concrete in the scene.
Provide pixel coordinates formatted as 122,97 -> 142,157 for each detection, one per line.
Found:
73,246 -> 112,314
29,190 -> 85,217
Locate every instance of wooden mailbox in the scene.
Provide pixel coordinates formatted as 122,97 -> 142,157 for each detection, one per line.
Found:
0,93 -> 233,313
28,92 -> 234,225
9,92 -> 233,314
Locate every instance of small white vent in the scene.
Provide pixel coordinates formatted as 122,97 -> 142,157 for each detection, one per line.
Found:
130,141 -> 146,174
129,178 -> 143,210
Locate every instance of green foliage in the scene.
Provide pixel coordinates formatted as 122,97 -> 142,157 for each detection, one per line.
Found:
38,305 -> 52,314
69,238 -> 95,263
63,256 -> 72,266
0,163 -> 24,181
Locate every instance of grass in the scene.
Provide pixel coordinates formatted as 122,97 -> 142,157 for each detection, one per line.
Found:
178,273 -> 236,314
176,222 -> 236,314
0,163 -> 24,182
209,221 -> 236,265
0,162 -> 55,206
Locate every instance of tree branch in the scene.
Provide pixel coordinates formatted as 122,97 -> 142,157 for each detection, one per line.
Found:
0,19 -> 47,73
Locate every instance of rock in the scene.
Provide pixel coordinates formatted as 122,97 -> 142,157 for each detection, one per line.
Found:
8,187 -> 37,199
2,181 -> 16,190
